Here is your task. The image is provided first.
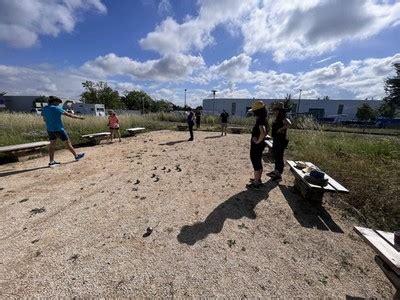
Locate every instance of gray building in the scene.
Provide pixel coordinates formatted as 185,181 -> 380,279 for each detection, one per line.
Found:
202,98 -> 382,120
3,96 -> 78,113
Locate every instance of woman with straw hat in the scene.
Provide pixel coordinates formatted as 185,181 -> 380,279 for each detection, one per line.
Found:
246,100 -> 268,189
267,102 -> 291,182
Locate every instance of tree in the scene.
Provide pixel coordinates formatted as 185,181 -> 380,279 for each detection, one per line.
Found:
356,103 -> 377,121
80,81 -> 123,109
121,90 -> 153,112
379,63 -> 400,118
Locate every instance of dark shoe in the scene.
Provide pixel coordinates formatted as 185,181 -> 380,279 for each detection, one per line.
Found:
249,178 -> 263,184
188,138 -> 194,141
75,153 -> 85,161
246,181 -> 261,189
266,170 -> 278,177
272,175 -> 282,182
49,161 -> 61,167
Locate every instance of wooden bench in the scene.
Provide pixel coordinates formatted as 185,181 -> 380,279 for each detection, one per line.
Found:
126,127 -> 145,136
287,160 -> 349,202
177,125 -> 188,131
82,132 -> 110,145
354,226 -> 400,298
228,127 -> 245,134
0,141 -> 50,161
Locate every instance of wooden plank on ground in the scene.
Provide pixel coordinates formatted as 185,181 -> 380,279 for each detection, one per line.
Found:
0,141 -> 50,153
82,132 -> 110,139
265,140 -> 273,148
354,226 -> 400,276
126,127 -> 145,132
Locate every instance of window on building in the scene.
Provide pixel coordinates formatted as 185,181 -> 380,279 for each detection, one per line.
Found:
231,103 -> 236,116
308,108 -> 325,119
337,104 -> 344,115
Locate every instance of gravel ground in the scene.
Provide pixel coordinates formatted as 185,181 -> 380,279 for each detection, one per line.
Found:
0,130 -> 395,298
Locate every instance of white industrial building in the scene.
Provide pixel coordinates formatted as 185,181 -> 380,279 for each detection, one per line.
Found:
202,98 -> 382,120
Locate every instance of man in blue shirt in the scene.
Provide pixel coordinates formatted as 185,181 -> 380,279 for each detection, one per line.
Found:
42,96 -> 85,167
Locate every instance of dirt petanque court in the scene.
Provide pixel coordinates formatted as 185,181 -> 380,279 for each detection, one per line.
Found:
0,130 -> 394,297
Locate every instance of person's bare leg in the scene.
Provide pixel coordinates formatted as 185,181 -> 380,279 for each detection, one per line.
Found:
117,129 -> 121,142
64,140 -> 77,157
110,129 -> 114,142
49,140 -> 56,162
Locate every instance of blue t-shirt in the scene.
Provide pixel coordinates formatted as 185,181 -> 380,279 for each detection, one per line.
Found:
42,105 -> 65,132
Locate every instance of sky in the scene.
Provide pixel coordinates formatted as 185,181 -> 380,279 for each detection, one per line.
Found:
0,0 -> 400,107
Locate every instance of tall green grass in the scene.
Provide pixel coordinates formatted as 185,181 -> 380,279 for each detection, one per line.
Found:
287,130 -> 400,230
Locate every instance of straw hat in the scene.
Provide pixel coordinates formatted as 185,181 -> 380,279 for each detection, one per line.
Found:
248,100 -> 265,112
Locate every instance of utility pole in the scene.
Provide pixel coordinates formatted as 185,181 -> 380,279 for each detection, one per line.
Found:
297,89 -> 302,115
184,88 -> 187,108
211,90 -> 217,115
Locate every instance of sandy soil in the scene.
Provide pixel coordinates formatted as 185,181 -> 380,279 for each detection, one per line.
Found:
0,130 -> 395,298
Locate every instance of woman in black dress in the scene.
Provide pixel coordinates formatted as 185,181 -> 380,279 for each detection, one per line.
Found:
246,101 -> 268,189
267,102 -> 290,182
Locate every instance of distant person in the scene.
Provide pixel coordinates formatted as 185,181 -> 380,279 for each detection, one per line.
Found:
220,109 -> 229,136
41,96 -> 85,167
108,110 -> 121,142
195,109 -> 201,129
187,108 -> 195,141
267,102 -> 291,182
246,101 -> 268,189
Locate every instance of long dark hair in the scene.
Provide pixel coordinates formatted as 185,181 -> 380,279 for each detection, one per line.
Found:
254,107 -> 267,119
276,108 -> 286,121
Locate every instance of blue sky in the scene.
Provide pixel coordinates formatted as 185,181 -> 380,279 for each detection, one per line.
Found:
0,0 -> 399,107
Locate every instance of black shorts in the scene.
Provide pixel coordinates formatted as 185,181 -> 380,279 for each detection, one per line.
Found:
109,127 -> 120,130
48,130 -> 69,141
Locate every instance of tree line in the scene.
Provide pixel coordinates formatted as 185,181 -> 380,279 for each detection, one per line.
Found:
80,81 -> 187,112
356,63 -> 400,121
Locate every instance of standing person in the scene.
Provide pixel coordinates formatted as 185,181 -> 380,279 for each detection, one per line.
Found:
220,109 -> 229,136
267,102 -> 291,182
246,101 -> 268,189
187,108 -> 195,141
108,110 -> 121,143
195,109 -> 201,129
41,96 -> 85,167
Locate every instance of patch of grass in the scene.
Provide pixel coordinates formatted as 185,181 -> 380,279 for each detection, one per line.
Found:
287,130 -> 400,231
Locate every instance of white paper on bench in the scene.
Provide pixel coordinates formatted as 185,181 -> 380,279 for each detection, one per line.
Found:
82,132 -> 110,138
0,141 -> 50,153
354,226 -> 400,275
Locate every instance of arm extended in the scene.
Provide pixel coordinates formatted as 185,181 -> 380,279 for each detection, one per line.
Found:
64,112 -> 85,120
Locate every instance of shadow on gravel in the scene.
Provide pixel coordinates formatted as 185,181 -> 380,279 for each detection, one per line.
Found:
159,140 -> 188,146
177,180 -> 277,245
204,135 -> 223,139
279,185 -> 344,233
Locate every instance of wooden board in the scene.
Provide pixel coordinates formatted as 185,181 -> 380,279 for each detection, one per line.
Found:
0,141 -> 50,153
287,160 -> 335,191
287,160 -> 349,193
354,226 -> 400,276
126,127 -> 145,132
82,132 -> 110,139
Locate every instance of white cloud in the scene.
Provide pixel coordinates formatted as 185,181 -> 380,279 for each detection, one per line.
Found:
139,0 -> 253,54
241,0 -> 400,62
139,0 -> 400,62
81,53 -> 205,81
209,54 -> 252,81
0,0 -> 106,47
